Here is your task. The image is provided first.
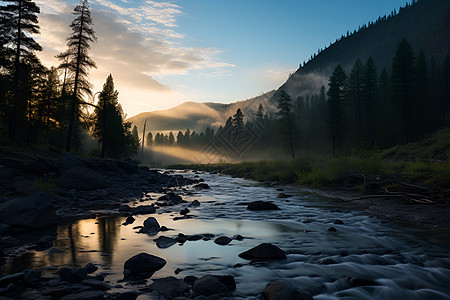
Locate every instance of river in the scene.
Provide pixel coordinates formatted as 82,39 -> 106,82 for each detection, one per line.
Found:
2,170 -> 450,299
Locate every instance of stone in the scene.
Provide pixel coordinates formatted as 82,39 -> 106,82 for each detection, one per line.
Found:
23,269 -> 41,285
333,219 -> 344,225
56,167 -> 109,191
81,279 -> 110,291
123,253 -> 166,280
158,193 -> 182,202
180,208 -> 190,215
118,205 -> 132,212
148,276 -> 189,298
214,236 -> 232,245
247,201 -> 279,211
193,183 -> 210,189
233,234 -> 244,241
0,192 -> 57,228
262,280 -> 313,300
193,275 -> 229,296
154,236 -> 177,249
213,275 -> 236,291
276,193 -> 292,198
327,227 -> 337,232
123,216 -> 135,225
143,217 -> 160,231
238,243 -> 286,260
133,205 -> 156,214
12,176 -> 37,194
83,263 -> 98,274
189,200 -> 201,207
60,290 -> 104,300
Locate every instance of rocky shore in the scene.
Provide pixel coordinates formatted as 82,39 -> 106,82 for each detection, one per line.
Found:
0,151 -> 306,300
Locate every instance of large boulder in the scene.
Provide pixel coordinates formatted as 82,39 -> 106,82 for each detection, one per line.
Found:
56,167 -> 109,191
238,243 -> 286,260
0,192 -> 57,228
147,276 -> 189,298
247,201 -> 279,211
262,280 -> 313,300
123,253 -> 166,280
192,275 -> 229,296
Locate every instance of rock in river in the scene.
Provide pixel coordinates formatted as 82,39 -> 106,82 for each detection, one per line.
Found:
123,253 -> 166,280
247,201 -> 279,211
238,243 -> 286,260
133,205 -> 156,215
154,236 -> 177,249
263,280 -> 313,300
147,276 -> 189,298
193,275 -> 230,296
214,236 -> 232,245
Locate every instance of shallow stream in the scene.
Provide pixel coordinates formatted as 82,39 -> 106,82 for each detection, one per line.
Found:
2,170 -> 450,299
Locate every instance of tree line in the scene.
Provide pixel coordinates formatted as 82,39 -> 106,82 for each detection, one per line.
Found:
160,37 -> 449,159
0,0 -> 139,158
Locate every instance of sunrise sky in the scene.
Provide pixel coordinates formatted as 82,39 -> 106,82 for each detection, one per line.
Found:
35,0 -> 408,118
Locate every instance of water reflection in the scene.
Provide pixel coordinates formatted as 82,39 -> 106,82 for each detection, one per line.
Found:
1,171 -> 450,299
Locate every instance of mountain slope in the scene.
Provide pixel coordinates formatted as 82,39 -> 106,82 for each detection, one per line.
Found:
272,0 -> 450,101
128,90 -> 276,134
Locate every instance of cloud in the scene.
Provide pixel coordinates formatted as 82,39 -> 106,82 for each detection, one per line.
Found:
34,0 -> 235,115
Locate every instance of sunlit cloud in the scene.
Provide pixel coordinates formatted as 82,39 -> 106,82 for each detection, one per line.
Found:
34,0 -> 235,117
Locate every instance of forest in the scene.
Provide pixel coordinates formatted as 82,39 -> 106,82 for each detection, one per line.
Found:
1,0 -> 449,163
148,38 -> 450,160
0,0 -> 140,158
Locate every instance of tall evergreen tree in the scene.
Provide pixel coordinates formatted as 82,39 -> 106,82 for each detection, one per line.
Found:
169,131 -> 175,145
277,90 -> 295,158
391,38 -> 415,143
363,56 -> 377,145
232,108 -> 245,134
414,50 -> 430,134
348,58 -> 364,142
146,132 -> 153,146
92,74 -> 124,158
327,65 -> 347,156
1,0 -> 42,141
256,104 -> 264,122
57,0 -> 97,152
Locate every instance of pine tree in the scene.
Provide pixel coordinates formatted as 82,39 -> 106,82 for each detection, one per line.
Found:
256,103 -> 264,122
327,65 -> 347,156
57,0 -> 97,152
348,58 -> 364,142
414,50 -> 431,134
146,132 -> 153,146
169,131 -> 175,145
363,56 -> 377,145
392,38 -> 415,143
1,0 -> 42,141
277,90 -> 295,158
232,108 -> 245,134
176,131 -> 183,145
92,74 -> 124,158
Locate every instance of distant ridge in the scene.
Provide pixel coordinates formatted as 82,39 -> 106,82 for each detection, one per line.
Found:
127,90 -> 276,134
272,0 -> 450,102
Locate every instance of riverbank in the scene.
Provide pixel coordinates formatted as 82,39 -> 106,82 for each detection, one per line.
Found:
168,159 -> 450,233
0,148 -> 197,252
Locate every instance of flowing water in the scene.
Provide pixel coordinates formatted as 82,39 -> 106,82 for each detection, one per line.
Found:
2,170 -> 450,299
